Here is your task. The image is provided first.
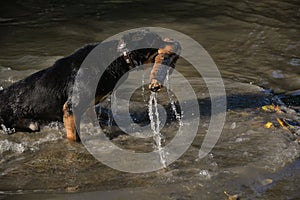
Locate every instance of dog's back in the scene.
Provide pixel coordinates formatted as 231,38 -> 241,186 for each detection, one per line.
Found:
0,43 -> 98,130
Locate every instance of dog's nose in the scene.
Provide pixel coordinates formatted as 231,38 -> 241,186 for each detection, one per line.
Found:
149,82 -> 162,92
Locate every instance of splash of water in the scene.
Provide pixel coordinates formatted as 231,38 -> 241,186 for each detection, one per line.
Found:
0,139 -> 27,154
0,124 -> 15,134
166,69 -> 183,126
148,92 -> 167,168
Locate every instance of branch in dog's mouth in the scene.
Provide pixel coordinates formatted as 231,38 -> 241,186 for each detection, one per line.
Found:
149,57 -> 170,92
149,42 -> 180,92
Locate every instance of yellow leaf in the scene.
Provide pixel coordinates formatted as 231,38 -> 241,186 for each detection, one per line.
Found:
264,122 -> 273,129
261,105 -> 275,112
261,178 -> 273,186
277,118 -> 289,130
275,105 -> 283,113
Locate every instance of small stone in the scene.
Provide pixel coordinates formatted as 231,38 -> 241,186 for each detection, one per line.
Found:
66,185 -> 79,192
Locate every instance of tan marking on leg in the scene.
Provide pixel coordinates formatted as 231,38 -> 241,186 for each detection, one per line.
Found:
63,103 -> 77,141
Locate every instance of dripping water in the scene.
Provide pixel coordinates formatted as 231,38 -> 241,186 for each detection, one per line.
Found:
107,95 -> 114,129
148,92 -> 167,168
141,72 -> 147,104
166,69 -> 183,126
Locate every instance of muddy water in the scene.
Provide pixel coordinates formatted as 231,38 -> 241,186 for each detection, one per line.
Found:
1,1 -> 300,199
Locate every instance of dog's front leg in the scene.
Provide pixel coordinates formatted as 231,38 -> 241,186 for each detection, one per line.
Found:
63,102 -> 79,142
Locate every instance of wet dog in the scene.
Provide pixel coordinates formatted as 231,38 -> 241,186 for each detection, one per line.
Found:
0,30 -> 180,141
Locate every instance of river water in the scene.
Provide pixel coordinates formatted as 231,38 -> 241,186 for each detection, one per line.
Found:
1,1 -> 300,199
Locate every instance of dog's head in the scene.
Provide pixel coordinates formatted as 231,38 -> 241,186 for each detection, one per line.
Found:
119,30 -> 181,92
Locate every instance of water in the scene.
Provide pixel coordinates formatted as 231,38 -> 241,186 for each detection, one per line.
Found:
141,73 -> 146,103
166,69 -> 183,126
148,92 -> 167,168
1,0 -> 300,199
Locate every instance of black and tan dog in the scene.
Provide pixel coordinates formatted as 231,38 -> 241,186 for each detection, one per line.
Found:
0,30 -> 180,141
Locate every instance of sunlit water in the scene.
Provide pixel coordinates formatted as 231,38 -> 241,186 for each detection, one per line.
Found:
1,1 -> 300,199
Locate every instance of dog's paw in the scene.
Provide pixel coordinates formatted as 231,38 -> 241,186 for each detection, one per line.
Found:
28,121 -> 40,132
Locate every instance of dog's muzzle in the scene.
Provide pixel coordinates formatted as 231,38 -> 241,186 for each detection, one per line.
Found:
149,81 -> 163,92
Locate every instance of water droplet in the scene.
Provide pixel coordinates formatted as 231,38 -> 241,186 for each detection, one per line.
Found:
230,122 -> 236,129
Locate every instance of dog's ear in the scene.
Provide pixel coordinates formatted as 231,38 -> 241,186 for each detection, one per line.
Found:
121,30 -> 164,51
163,38 -> 181,55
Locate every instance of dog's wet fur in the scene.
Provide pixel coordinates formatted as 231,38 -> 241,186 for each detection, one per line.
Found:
0,30 -> 180,141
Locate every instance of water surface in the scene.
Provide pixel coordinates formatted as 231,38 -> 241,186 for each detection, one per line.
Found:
1,1 -> 300,199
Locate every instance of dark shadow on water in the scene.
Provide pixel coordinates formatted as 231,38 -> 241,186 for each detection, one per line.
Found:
97,92 -> 272,139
